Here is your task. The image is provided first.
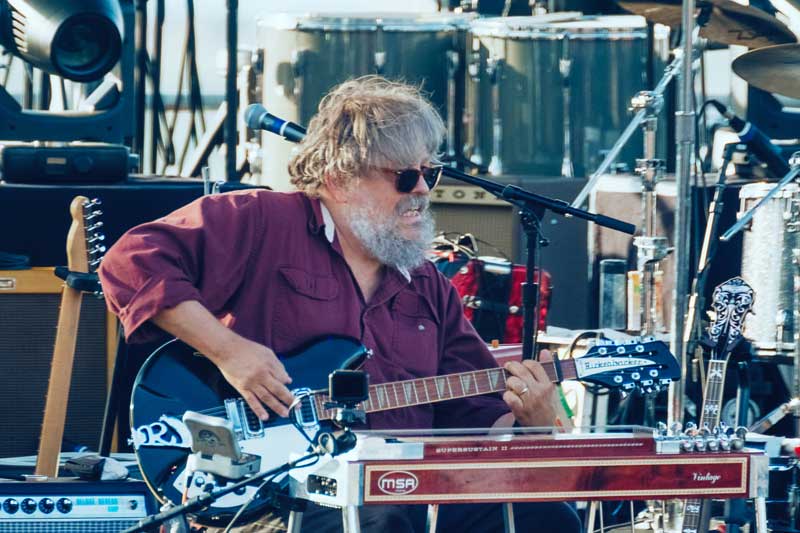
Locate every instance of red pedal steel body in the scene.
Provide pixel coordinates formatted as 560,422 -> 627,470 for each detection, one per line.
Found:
289,428 -> 768,508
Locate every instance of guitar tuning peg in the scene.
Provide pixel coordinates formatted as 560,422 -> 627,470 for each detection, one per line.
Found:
93,290 -> 104,299
88,234 -> 105,244
84,209 -> 103,220
87,221 -> 104,231
88,198 -> 102,206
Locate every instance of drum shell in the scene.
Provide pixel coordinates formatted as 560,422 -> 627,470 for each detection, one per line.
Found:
739,182 -> 800,353
464,15 -> 667,177
256,13 -> 471,190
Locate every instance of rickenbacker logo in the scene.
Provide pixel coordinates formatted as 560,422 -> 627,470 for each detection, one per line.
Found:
377,471 -> 419,495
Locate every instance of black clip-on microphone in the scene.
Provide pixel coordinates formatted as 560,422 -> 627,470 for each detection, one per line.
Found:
247,106 -> 637,364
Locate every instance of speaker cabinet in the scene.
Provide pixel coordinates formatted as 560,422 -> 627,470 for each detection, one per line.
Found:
431,177 -> 591,329
0,268 -> 113,458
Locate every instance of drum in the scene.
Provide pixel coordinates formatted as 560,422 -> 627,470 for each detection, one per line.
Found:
464,15 -> 667,177
255,12 -> 473,190
739,182 -> 800,354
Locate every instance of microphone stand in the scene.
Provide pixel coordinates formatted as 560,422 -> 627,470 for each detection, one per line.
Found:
441,167 -> 636,361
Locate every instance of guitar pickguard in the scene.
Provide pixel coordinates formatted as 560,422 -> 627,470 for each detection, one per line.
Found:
131,415 -> 192,449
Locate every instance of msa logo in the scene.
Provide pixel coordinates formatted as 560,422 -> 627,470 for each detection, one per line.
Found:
377,471 -> 419,495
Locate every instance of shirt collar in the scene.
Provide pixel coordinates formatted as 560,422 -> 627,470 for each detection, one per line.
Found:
317,199 -> 411,283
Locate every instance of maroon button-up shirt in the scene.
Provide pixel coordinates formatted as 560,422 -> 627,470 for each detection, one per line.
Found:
98,190 -> 510,430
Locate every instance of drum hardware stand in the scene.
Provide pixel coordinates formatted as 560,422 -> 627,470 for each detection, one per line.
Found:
487,56 -> 504,175
466,39 -> 485,169
560,55 -> 574,178
445,49 -> 460,164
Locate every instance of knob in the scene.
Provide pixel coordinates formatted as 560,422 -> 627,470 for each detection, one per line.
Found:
56,498 -> 72,514
694,438 -> 707,452
20,498 -> 36,514
2,498 -> 19,514
707,438 -> 720,452
38,498 -> 54,514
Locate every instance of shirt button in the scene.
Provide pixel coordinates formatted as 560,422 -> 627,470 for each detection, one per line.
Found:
418,324 -> 425,331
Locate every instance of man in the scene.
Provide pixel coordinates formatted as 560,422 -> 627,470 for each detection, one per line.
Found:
99,76 -> 580,532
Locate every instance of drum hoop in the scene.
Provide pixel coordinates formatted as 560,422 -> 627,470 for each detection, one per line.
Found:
740,181 -> 800,199
471,28 -> 645,40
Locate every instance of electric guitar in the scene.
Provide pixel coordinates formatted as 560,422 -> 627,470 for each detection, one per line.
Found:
35,197 -> 105,477
130,335 -> 679,527
679,277 -> 754,533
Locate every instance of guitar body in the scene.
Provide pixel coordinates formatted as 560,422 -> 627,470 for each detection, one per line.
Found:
131,335 -> 369,526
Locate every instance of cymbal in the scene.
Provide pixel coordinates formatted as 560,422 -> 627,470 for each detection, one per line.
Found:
733,43 -> 800,99
618,0 -> 797,49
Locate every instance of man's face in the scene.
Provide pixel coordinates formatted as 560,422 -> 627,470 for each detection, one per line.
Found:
342,163 -> 436,271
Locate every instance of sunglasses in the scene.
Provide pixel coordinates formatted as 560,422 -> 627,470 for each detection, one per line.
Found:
378,165 -> 443,193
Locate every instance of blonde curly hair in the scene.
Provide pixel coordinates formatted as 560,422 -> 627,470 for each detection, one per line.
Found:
288,76 -> 445,196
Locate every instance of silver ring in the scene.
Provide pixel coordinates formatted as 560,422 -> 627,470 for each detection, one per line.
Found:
519,386 -> 529,396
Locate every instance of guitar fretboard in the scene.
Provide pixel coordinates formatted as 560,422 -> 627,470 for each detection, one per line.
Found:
681,358 -> 729,533
312,361 -> 579,420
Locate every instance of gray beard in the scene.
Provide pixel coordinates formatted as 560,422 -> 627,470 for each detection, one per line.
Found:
345,194 -> 435,273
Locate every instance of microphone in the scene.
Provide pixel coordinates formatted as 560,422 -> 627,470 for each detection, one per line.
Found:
244,103 -> 306,143
708,100 -> 790,179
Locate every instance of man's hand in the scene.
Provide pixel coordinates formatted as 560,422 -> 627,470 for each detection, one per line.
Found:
214,336 -> 294,421
502,349 -> 557,427
152,300 -> 294,421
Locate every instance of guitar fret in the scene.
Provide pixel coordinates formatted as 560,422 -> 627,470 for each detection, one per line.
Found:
447,376 -> 454,398
392,382 -> 400,407
423,379 -> 431,403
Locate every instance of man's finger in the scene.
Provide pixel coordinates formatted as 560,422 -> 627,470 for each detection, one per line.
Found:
256,387 -> 290,418
242,390 -> 269,421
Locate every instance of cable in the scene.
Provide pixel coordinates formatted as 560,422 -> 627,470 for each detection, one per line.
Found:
0,252 -> 31,270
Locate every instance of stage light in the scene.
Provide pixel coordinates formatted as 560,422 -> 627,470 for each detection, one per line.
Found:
0,0 -> 124,82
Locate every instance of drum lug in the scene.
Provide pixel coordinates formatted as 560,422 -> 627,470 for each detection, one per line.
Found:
290,49 -> 305,99
373,52 -> 386,75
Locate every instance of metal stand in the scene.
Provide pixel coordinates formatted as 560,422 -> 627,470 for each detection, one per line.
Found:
631,90 -> 670,336
225,0 -> 239,182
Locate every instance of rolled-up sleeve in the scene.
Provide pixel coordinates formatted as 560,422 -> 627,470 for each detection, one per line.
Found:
98,192 -> 263,343
432,271 -> 511,429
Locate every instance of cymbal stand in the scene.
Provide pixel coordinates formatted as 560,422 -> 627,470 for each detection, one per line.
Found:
631,91 -> 671,336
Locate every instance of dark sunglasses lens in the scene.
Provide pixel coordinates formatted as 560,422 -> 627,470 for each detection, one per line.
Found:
396,169 -> 421,193
422,166 -> 441,190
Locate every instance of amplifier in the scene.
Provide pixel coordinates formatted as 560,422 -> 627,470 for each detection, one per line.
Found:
0,479 -> 154,532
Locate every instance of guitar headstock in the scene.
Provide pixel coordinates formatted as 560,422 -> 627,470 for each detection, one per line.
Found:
574,338 -> 679,395
66,196 -> 105,297
706,277 -> 754,360
81,198 -> 106,273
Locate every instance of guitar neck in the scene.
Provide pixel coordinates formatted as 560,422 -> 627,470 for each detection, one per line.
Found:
313,359 -> 577,420
698,359 -> 728,430
680,357 -> 729,533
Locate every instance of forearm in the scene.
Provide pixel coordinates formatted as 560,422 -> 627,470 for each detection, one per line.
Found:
151,300 -> 244,367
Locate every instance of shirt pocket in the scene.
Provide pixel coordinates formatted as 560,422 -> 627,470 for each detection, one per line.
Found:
271,266 -> 342,352
390,291 -> 439,378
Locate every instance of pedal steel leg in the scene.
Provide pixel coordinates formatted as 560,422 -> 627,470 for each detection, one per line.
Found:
502,502 -> 516,533
287,510 -> 303,533
342,505 -> 361,533
426,503 -> 439,533
586,501 -> 599,533
754,496 -> 767,533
